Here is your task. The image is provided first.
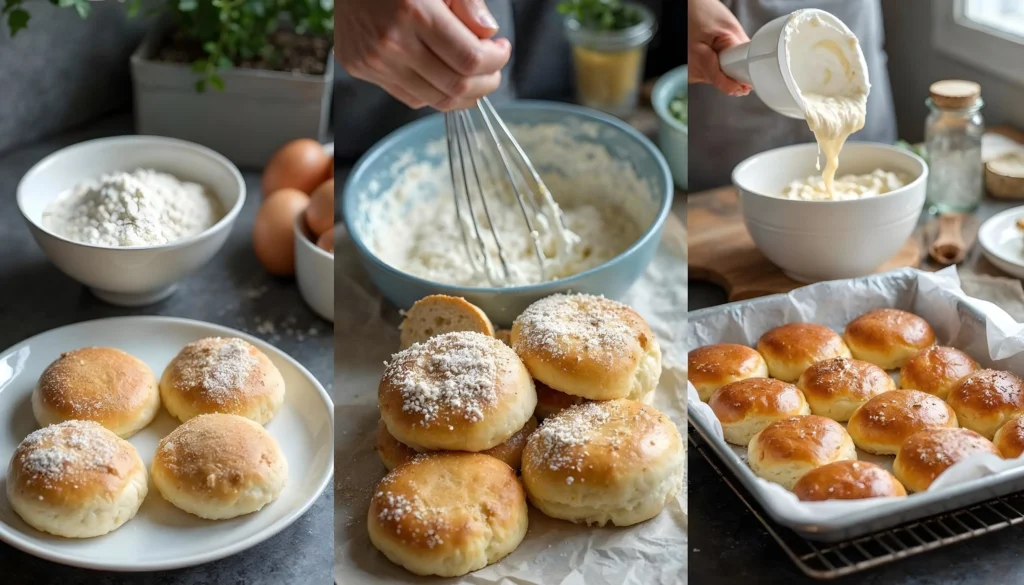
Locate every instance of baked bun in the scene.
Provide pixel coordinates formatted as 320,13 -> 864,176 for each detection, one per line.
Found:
6,420 -> 147,538
511,293 -> 661,401
399,295 -> 495,350
899,346 -> 979,400
756,323 -> 851,382
151,413 -> 288,520
495,329 -> 512,347
160,337 -> 285,425
521,400 -> 684,527
843,309 -> 936,370
796,357 -> 895,422
993,415 -> 1024,459
688,343 -> 768,402
846,390 -> 958,455
793,461 -> 907,502
367,453 -> 528,577
894,428 -> 1000,493
708,378 -> 810,446
33,347 -> 160,438
747,415 -> 857,491
376,417 -> 538,471
947,369 -> 1024,439
534,380 -> 590,421
379,331 -> 536,452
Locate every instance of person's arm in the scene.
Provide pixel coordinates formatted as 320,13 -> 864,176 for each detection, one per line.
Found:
688,0 -> 751,96
336,0 -> 512,111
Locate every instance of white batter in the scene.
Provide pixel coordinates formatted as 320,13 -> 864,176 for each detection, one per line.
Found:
781,169 -> 909,201
362,123 -> 652,287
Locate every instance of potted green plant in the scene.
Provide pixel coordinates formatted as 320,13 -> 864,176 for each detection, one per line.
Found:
3,0 -> 334,168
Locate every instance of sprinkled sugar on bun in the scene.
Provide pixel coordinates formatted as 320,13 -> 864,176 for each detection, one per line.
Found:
378,331 -> 537,452
6,420 -> 148,538
688,343 -> 768,402
160,337 -> 285,425
33,347 -> 160,438
520,399 -> 684,527
796,357 -> 895,422
367,453 -> 528,577
947,369 -> 1024,440
510,293 -> 662,402
899,346 -> 979,400
844,309 -> 936,370
757,323 -> 851,383
375,416 -> 538,471
847,390 -> 958,455
894,427 -> 1000,493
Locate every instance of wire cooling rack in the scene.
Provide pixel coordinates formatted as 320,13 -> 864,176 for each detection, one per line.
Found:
689,427 -> 1024,580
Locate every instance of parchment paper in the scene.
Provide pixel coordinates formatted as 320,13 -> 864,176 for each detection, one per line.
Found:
335,217 -> 689,585
687,267 -> 1024,525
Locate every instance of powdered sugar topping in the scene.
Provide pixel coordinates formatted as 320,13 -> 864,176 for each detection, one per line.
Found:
374,490 -> 447,548
531,401 -> 612,473
15,420 -> 121,485
173,337 -> 259,403
513,293 -> 641,360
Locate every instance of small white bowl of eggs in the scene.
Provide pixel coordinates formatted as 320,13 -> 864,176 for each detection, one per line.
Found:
252,140 -> 335,322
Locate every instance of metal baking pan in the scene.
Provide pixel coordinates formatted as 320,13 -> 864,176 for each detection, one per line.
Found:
687,269 -> 1024,542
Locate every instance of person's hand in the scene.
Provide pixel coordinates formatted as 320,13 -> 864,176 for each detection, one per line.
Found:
688,0 -> 751,96
337,0 -> 512,111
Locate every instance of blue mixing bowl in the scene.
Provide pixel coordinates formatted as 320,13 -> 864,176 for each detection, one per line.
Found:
342,100 -> 673,326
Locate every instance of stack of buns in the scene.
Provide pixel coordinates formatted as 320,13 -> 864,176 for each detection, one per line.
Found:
691,307 -> 1021,500
6,336 -> 289,539
369,294 -> 684,577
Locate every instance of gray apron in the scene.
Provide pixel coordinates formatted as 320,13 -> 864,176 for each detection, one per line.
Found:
688,0 -> 897,191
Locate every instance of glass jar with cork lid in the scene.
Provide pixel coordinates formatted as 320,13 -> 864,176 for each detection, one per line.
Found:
924,79 -> 985,213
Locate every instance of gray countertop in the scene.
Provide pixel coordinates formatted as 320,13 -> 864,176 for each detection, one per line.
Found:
0,116 -> 334,584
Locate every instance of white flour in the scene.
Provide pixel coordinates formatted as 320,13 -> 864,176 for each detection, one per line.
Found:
43,169 -> 224,247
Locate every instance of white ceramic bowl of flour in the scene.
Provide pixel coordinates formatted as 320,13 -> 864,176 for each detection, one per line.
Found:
17,136 -> 245,306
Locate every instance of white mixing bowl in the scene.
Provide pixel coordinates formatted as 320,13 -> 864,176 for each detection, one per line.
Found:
733,142 -> 927,283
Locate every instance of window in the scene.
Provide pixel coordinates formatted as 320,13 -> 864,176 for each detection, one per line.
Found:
933,0 -> 1024,85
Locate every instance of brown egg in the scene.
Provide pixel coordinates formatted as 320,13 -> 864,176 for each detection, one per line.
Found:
262,139 -> 331,197
253,188 -> 309,276
316,229 -> 334,254
327,155 -> 334,179
305,179 -> 335,236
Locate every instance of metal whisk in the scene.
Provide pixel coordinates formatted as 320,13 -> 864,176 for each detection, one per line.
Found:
443,98 -> 572,287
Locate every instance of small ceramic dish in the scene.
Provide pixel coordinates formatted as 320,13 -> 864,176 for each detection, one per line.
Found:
979,206 -> 1024,279
652,64 -> 688,190
294,142 -> 335,323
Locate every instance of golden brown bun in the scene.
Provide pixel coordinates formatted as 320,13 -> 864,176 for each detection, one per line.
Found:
399,295 -> 495,350
793,461 -> 907,501
993,415 -> 1024,459
521,400 -> 684,527
367,453 -> 528,577
495,329 -> 512,347
947,369 -> 1024,440
756,323 -> 851,382
843,309 -> 936,370
847,390 -> 958,455
688,344 -> 769,402
379,331 -> 536,452
160,337 -> 285,425
534,380 -> 590,421
33,347 -> 160,438
375,417 -> 538,471
511,293 -> 661,401
899,346 -> 979,400
708,378 -> 810,446
6,420 -> 147,538
796,357 -> 895,422
151,413 -> 288,520
894,428 -> 1000,493
747,415 -> 857,491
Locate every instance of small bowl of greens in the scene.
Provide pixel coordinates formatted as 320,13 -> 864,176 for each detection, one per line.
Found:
652,65 -> 688,190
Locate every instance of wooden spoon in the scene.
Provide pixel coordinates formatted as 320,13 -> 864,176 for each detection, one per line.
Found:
929,213 -> 968,265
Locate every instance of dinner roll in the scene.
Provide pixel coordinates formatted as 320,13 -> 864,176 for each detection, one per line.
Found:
379,331 -> 536,452
367,453 -> 528,577
793,461 -> 907,502
6,420 -> 147,538
899,346 -> 979,400
708,378 -> 810,446
756,323 -> 851,382
33,347 -> 160,438
797,357 -> 895,422
894,428 -> 1000,493
399,295 -> 495,350
747,415 -> 857,491
534,380 -> 590,421
511,293 -> 661,401
160,337 -> 285,425
844,309 -> 935,370
688,343 -> 768,402
521,400 -> 684,527
376,417 -> 538,471
151,413 -> 287,520
947,370 -> 1024,440
993,415 -> 1024,459
846,390 -> 958,455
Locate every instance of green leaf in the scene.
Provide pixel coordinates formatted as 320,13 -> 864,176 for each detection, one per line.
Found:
203,41 -> 218,54
125,0 -> 142,17
191,58 -> 208,73
178,0 -> 197,11
208,74 -> 225,91
216,55 -> 232,69
194,79 -> 206,92
7,8 -> 28,36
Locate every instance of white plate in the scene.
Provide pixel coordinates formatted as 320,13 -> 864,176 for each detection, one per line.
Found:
0,317 -> 334,571
979,206 -> 1024,279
